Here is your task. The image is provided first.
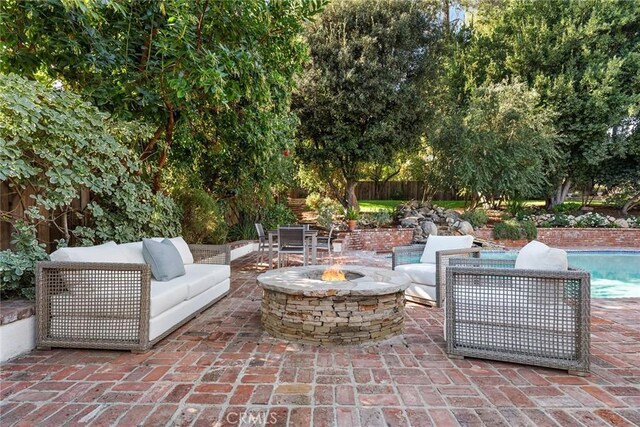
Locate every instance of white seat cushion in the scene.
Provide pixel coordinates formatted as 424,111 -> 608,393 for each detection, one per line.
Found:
150,263 -> 230,317
183,264 -> 230,299
150,280 -> 189,318
515,240 -> 568,271
395,263 -> 437,286
420,235 -> 474,263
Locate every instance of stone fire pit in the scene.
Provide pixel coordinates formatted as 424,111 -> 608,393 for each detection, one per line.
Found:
257,265 -> 410,345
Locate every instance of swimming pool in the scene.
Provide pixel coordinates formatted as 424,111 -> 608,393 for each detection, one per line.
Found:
482,251 -> 640,298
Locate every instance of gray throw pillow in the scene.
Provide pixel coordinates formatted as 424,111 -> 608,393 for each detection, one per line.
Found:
142,238 -> 186,281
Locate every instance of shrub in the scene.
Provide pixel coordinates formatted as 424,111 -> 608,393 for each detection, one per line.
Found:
493,219 -> 537,240
174,188 -> 228,244
552,202 -> 582,214
627,216 -> 640,228
461,209 -> 488,228
228,221 -> 258,241
0,221 -> 48,300
359,210 -> 394,228
261,203 -> 297,231
550,213 -> 571,228
575,212 -> 607,228
316,203 -> 340,230
520,220 -> 538,240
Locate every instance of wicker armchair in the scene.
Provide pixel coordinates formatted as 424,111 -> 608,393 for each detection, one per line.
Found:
445,257 -> 591,376
392,244 -> 480,307
36,244 -> 230,352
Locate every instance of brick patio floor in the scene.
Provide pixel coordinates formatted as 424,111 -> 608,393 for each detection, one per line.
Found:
1,252 -> 639,426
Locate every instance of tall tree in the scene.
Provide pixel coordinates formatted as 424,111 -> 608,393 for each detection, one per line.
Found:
460,0 -> 640,207
430,79 -> 559,207
293,0 -> 443,209
0,0 -> 326,197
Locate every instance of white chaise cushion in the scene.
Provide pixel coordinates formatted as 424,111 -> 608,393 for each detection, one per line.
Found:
420,235 -> 474,264
515,240 -> 568,271
395,263 -> 437,286
150,263 -> 230,317
49,241 -> 123,263
405,283 -> 437,302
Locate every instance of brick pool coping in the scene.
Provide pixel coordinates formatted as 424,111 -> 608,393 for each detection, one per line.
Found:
1,252 -> 639,426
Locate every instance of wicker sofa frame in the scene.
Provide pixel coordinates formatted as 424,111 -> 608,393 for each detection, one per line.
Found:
36,244 -> 230,353
445,257 -> 591,376
392,244 -> 480,307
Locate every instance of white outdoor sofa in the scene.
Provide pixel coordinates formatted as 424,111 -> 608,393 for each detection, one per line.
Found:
36,238 -> 230,352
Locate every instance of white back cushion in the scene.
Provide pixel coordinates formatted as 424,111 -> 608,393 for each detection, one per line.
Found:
119,242 -> 147,264
515,240 -> 568,271
49,241 -> 126,263
420,235 -> 474,264
151,236 -> 193,264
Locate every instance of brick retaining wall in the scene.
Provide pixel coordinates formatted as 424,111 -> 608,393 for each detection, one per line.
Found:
339,228 -> 414,252
475,228 -> 640,249
339,227 -> 639,252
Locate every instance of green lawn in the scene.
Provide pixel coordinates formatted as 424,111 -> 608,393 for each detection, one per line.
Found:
359,199 -> 551,212
359,200 -> 467,212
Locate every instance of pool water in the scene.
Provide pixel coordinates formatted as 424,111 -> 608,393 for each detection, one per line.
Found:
482,251 -> 640,298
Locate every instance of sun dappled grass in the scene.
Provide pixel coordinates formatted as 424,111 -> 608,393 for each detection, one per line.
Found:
359,200 -> 552,212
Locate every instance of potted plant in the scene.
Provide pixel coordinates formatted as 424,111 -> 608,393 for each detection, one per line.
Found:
345,208 -> 360,231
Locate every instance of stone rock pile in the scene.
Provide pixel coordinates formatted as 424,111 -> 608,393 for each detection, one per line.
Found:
395,201 -> 475,243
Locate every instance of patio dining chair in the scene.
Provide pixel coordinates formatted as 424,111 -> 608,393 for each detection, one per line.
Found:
315,225 -> 335,260
255,223 -> 277,266
277,226 -> 307,268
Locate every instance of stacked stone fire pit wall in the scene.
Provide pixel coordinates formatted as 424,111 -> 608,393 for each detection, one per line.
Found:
261,290 -> 405,345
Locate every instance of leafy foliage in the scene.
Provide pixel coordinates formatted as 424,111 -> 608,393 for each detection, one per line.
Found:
0,221 -> 48,300
1,0 -> 326,205
460,209 -> 488,228
430,79 -> 559,207
260,203 -> 297,232
552,202 -> 582,215
462,0 -> 640,206
173,188 -> 228,244
494,219 -> 537,240
293,0 -> 444,208
0,74 -> 181,245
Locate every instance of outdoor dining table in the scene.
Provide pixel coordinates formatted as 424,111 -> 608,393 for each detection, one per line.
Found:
267,228 -> 317,270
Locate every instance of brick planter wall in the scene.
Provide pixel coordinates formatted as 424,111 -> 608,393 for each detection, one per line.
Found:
475,228 -> 640,249
339,227 -> 639,251
339,228 -> 414,252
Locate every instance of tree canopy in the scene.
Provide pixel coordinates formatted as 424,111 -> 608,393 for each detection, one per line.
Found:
293,0 -> 443,208
1,0 -> 326,203
458,0 -> 640,206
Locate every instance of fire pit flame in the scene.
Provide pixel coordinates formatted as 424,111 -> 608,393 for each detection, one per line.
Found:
322,264 -> 346,282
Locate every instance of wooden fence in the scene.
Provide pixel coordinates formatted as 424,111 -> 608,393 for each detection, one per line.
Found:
290,181 -> 458,201
1,181 -> 92,251
1,181 -> 243,252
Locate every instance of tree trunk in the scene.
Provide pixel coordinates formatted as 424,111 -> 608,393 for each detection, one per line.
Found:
153,111 -> 175,193
622,191 -> 640,215
345,180 -> 359,210
547,178 -> 572,208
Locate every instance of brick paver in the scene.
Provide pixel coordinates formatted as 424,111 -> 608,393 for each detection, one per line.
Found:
1,252 -> 639,426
